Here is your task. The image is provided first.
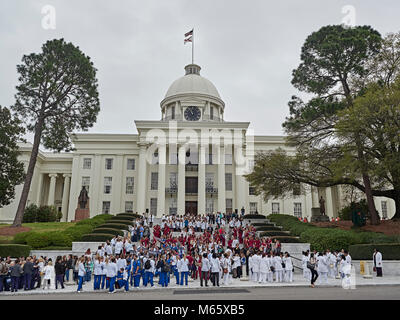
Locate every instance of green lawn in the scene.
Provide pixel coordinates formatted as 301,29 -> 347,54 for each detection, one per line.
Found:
0,222 -> 76,243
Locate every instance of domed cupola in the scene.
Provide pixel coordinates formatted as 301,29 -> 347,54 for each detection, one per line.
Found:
160,64 -> 225,122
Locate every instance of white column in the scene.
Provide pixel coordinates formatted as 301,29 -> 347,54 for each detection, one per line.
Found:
234,145 -> 246,213
198,144 -> 206,215
47,174 -> 57,206
326,186 -> 338,218
217,145 -> 226,213
35,173 -> 43,206
157,144 -> 166,217
62,174 -> 71,222
311,186 -> 319,208
137,143 -> 148,215
178,145 -> 186,215
67,155 -> 80,221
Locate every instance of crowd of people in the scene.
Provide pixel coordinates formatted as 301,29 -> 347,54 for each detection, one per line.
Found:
0,212 -> 384,293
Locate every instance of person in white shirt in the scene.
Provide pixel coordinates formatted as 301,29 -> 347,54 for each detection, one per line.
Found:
200,253 -> 210,287
283,252 -> 293,283
210,253 -> 221,287
178,254 -> 190,286
373,248 -> 383,277
259,253 -> 269,283
266,254 -> 274,282
143,255 -> 155,287
76,258 -> 85,292
252,252 -> 261,282
302,251 -> 311,281
317,252 -> 329,285
93,256 -> 102,290
100,257 -> 107,290
232,253 -> 241,279
273,253 -> 283,282
106,257 -> 118,293
114,238 -> 123,256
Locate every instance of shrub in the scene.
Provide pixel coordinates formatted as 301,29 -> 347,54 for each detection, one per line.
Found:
22,204 -> 39,223
81,233 -> 115,242
116,213 -> 141,218
97,223 -> 129,230
338,200 -> 369,221
270,236 -> 300,243
0,244 -> 31,258
105,219 -> 134,226
243,214 -> 266,219
26,232 -> 51,249
91,228 -> 124,236
64,224 -> 94,241
348,243 -> 400,260
47,232 -> 73,247
257,231 -> 290,237
37,206 -> 59,222
13,231 -> 33,245
110,216 -> 134,222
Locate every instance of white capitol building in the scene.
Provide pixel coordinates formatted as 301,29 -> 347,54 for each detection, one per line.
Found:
0,63 -> 396,223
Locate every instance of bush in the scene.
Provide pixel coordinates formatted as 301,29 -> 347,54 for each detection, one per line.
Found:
91,228 -> 124,236
13,231 -> 33,245
110,216 -> 134,222
25,232 -> 51,249
81,233 -> 115,242
116,213 -> 141,218
36,206 -> 59,222
243,214 -> 266,219
104,219 -> 134,226
97,223 -> 129,230
0,244 -> 31,258
348,243 -> 400,260
64,224 -> 94,241
257,231 -> 290,237
22,204 -> 39,223
270,236 -> 301,243
338,200 -> 369,221
47,232 -> 73,247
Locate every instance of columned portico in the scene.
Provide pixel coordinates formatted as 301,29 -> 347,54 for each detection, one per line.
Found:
137,143 -> 148,214
198,144 -> 206,215
178,145 -> 186,215
47,174 -> 58,206
157,144 -> 166,217
62,174 -> 71,221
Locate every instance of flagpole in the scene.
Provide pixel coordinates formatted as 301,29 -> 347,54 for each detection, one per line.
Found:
192,28 -> 194,64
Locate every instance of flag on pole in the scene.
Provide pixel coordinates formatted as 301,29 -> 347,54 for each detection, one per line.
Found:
184,29 -> 193,37
184,36 -> 192,44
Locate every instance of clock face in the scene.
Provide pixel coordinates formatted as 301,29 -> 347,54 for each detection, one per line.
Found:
184,106 -> 201,121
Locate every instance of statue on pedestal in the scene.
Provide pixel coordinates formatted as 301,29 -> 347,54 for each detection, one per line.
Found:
319,196 -> 326,215
74,186 -> 90,221
78,186 -> 89,209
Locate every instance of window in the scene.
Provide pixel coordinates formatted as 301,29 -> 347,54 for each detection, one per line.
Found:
250,202 -> 258,214
226,199 -> 233,214
169,197 -> 177,215
206,198 -> 214,214
102,201 -> 111,214
225,153 -> 233,165
127,159 -> 135,170
83,158 -> 91,170
150,198 -> 157,216
294,202 -> 302,218
104,177 -> 112,194
225,173 -> 232,191
105,158 -> 113,170
381,201 -> 388,219
169,172 -> 177,188
171,106 -> 175,120
293,184 -> 301,196
125,201 -> 133,213
151,172 -> 158,190
81,176 -> 90,193
272,202 -> 280,214
210,106 -> 214,120
249,187 -> 256,195
126,177 -> 134,194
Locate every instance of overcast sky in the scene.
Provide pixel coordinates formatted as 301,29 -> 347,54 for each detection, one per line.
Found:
1,0 -> 400,142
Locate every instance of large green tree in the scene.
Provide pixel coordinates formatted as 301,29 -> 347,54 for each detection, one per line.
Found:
0,106 -> 26,207
247,25 -> 389,224
11,39 -> 100,227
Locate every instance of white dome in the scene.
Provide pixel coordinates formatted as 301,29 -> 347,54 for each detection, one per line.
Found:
164,64 -> 221,100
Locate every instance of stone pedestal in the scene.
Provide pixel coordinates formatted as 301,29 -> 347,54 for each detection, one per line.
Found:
311,207 -> 330,222
74,207 -> 90,221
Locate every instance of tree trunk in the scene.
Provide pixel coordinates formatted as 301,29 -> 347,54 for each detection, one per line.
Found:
361,173 -> 380,225
12,118 -> 44,227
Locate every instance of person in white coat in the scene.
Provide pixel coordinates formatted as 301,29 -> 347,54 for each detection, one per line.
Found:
106,258 -> 118,293
259,253 -> 269,283
76,258 -> 85,292
373,248 -> 383,277
252,252 -> 261,282
273,253 -> 283,283
248,253 -> 254,281
210,253 -> 221,287
42,260 -> 56,290
266,254 -> 274,282
93,256 -> 102,290
283,252 -> 293,282
178,254 -> 190,286
302,251 -> 311,281
317,252 -> 329,285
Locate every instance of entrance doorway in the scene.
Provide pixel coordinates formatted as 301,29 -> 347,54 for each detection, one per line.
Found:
185,201 -> 198,215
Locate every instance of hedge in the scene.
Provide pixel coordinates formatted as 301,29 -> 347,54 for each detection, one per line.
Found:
110,216 -> 134,222
348,243 -> 400,260
104,220 -> 133,226
91,228 -> 124,236
13,231 -> 34,245
64,224 -> 94,241
253,226 -> 282,232
270,236 -> 301,243
257,231 -> 290,237
243,214 -> 266,219
97,223 -> 129,230
46,232 -> 73,247
252,222 -> 276,227
116,213 -> 142,218
25,232 -> 51,249
81,233 -> 115,242
0,244 -> 31,258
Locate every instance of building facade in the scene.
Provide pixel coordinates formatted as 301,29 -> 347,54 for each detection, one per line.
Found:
0,64 -> 396,222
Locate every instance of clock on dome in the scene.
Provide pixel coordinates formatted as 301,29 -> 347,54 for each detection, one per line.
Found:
184,106 -> 201,121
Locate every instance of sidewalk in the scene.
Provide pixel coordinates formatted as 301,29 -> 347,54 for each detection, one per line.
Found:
1,274 -> 400,296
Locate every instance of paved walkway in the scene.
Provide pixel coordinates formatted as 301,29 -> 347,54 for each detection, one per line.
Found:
1,274 -> 399,296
